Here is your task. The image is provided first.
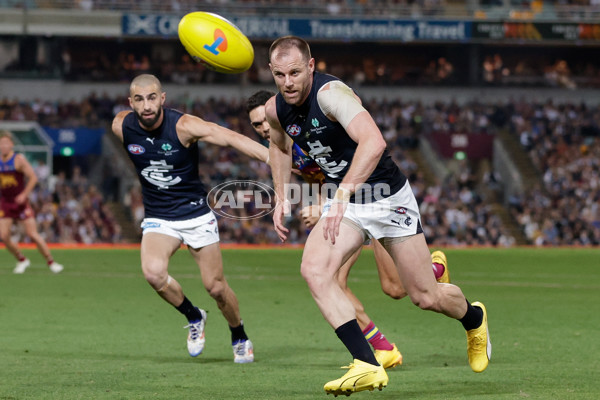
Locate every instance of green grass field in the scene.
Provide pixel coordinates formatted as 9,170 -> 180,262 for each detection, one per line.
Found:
1,247 -> 599,400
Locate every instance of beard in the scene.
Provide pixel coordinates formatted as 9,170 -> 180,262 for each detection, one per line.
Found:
134,107 -> 162,129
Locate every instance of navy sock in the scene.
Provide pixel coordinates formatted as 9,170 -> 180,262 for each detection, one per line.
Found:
175,296 -> 203,322
335,320 -> 379,366
460,300 -> 483,331
230,321 -> 249,343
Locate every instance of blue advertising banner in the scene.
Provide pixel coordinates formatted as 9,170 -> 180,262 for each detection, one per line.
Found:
122,14 -> 471,42
287,19 -> 469,41
44,127 -> 104,156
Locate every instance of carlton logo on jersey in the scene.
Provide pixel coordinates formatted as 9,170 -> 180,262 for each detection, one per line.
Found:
286,124 -> 301,137
141,160 -> 182,189
128,144 -> 145,154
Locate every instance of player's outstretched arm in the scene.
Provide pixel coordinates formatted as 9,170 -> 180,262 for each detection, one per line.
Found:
177,113 -> 269,163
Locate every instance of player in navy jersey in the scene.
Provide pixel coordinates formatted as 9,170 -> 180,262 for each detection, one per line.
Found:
265,37 -> 491,395
112,74 -> 268,363
247,90 -> 452,370
0,130 -> 64,274
248,90 -> 401,368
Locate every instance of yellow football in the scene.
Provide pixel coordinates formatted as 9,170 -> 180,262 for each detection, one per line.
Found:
178,11 -> 254,74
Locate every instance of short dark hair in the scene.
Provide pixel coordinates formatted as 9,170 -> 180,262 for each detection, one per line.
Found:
246,90 -> 275,114
269,36 -> 311,64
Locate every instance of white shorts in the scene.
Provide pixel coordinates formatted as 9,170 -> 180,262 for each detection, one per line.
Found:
321,181 -> 422,241
141,212 -> 220,249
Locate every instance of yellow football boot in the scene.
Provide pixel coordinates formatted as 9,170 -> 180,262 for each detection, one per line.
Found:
466,301 -> 492,373
324,359 -> 388,397
374,344 -> 403,369
431,250 -> 450,283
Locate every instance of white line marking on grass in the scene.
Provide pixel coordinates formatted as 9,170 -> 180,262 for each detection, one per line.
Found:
3,270 -> 596,289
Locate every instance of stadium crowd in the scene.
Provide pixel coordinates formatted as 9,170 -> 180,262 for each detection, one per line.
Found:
53,46 -> 600,90
416,164 -> 516,247
3,90 -> 599,246
3,30 -> 600,90
2,92 -> 516,246
508,99 -> 600,245
22,166 -> 122,244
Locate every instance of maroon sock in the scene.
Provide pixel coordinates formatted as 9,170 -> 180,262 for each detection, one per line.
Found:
362,321 -> 394,351
432,262 -> 445,280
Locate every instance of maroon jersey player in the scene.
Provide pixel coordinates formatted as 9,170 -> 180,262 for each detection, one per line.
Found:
0,130 -> 63,274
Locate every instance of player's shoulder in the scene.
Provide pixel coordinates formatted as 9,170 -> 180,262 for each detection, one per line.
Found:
174,111 -> 211,144
114,110 -> 132,121
314,72 -> 344,89
13,152 -> 31,168
112,110 -> 132,126
316,79 -> 361,114
264,96 -> 278,119
265,94 -> 277,109
112,110 -> 132,136
317,79 -> 353,96
176,111 -> 204,130
265,97 -> 285,133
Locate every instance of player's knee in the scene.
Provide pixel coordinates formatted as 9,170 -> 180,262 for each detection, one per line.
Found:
381,283 -> 406,300
24,227 -> 38,238
300,258 -> 329,290
206,279 -> 226,302
300,258 -> 316,282
141,264 -> 168,290
145,272 -> 168,291
0,231 -> 11,243
384,287 -> 406,300
409,292 -> 438,311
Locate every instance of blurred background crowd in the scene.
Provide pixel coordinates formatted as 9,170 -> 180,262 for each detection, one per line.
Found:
0,0 -> 599,247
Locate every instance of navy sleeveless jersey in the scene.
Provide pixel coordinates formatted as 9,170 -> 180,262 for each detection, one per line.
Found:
122,108 -> 210,220
275,72 -> 406,203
